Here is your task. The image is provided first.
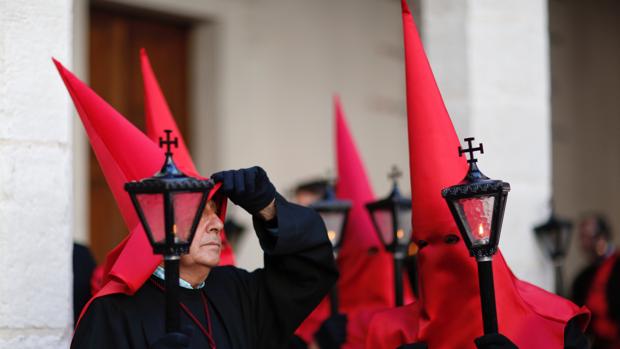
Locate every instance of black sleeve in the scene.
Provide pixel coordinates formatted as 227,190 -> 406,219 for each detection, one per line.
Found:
606,258 -> 620,323
71,296 -> 133,349
564,318 -> 589,349
249,193 -> 339,349
73,243 -> 97,324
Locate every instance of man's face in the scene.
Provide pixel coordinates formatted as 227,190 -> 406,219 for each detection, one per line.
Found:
579,217 -> 598,255
180,200 -> 223,269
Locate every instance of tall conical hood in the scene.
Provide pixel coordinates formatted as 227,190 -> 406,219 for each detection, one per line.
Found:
295,96 -> 413,347
367,1 -> 589,348
53,59 -> 225,325
140,49 -> 234,266
140,49 -> 197,175
334,95 -> 382,255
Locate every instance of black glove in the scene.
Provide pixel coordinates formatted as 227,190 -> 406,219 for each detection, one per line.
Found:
397,343 -> 428,349
475,333 -> 518,349
150,326 -> 193,349
315,314 -> 347,349
211,166 -> 276,216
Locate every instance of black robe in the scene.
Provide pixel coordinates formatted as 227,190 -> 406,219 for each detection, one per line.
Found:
72,195 -> 338,349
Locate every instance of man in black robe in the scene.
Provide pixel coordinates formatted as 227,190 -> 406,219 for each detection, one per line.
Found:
72,166 -> 338,349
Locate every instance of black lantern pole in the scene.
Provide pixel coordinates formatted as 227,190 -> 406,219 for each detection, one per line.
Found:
441,138 -> 510,335
309,180 -> 352,315
366,166 -> 412,307
125,130 -> 214,333
533,202 -> 573,296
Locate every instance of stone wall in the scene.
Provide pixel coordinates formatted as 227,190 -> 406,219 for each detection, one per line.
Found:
0,0 -> 73,347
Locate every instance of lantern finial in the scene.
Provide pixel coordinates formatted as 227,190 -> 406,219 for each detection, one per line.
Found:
159,129 -> 178,156
388,165 -> 403,185
458,137 -> 484,164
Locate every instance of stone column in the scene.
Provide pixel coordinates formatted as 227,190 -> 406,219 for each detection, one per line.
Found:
0,0 -> 73,347
422,0 -> 554,290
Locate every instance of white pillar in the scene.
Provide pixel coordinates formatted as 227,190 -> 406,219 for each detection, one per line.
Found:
422,0 -> 554,290
0,0 -> 73,347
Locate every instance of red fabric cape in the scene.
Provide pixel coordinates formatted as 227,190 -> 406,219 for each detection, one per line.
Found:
586,252 -> 620,347
54,59 -> 227,329
365,2 -> 589,348
295,96 -> 414,347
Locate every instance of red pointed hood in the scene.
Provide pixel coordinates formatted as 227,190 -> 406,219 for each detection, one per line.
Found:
140,49 -> 234,266
296,97 -> 413,347
334,95 -> 382,255
53,59 -> 226,326
365,2 -> 589,348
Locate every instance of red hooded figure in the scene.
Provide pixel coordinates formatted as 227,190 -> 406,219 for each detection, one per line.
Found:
56,56 -> 337,349
53,59 -> 227,326
365,2 -> 589,348
295,96 -> 413,348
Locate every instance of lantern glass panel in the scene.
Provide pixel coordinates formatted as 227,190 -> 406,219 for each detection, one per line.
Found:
319,211 -> 346,247
137,193 -> 165,244
454,196 -> 495,246
371,208 -> 394,246
172,192 -> 205,244
396,206 -> 412,245
536,226 -> 570,258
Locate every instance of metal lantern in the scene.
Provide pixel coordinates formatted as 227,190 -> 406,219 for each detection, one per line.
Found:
366,166 -> 412,306
310,183 -> 352,254
124,129 -> 214,333
309,180 -> 351,315
534,205 -> 573,295
441,137 -> 510,335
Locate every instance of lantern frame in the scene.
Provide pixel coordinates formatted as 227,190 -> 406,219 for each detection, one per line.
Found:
365,167 -> 413,255
309,183 -> 352,253
124,130 -> 214,256
441,138 -> 510,261
533,209 -> 573,262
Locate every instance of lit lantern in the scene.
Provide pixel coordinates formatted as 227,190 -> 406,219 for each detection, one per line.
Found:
442,137 -> 510,334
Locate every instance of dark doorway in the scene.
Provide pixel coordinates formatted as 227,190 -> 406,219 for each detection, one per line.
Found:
89,4 -> 192,263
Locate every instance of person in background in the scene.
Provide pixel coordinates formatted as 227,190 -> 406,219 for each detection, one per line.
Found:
571,214 -> 615,306
574,215 -> 620,349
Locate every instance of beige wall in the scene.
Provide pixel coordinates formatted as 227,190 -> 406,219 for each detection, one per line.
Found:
550,0 -> 620,290
73,0 -> 410,269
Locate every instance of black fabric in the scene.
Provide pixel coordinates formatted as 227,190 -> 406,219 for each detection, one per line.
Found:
71,194 -> 338,349
287,335 -> 308,349
563,318 -> 589,349
150,326 -> 193,349
396,344 -> 428,349
212,166 -> 276,216
314,314 -> 347,349
72,243 -> 96,325
571,263 -> 600,306
474,333 -> 518,349
606,257 -> 620,324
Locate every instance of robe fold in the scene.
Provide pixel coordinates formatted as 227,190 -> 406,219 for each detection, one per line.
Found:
72,194 -> 339,349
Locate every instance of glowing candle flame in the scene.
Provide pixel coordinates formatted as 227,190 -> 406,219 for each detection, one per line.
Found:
397,229 -> 405,239
327,230 -> 337,241
478,223 -> 485,237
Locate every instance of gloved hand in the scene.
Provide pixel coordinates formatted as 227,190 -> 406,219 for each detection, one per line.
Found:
397,343 -> 428,349
211,166 -> 276,216
314,314 -> 347,349
474,333 -> 518,349
150,326 -> 193,349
